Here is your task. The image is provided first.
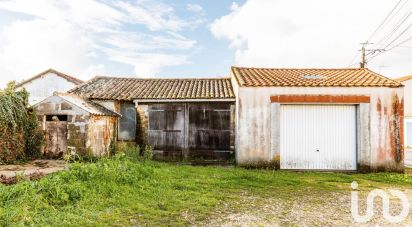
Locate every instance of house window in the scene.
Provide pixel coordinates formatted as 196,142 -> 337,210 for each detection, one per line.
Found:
46,115 -> 68,121
118,103 -> 136,140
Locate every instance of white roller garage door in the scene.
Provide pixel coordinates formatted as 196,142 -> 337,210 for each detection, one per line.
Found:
280,104 -> 357,170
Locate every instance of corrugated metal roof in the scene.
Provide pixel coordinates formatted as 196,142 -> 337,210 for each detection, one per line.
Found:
52,93 -> 119,116
69,76 -> 235,101
231,67 -> 403,88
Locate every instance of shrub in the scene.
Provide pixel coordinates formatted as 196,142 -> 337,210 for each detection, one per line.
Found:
0,82 -> 43,163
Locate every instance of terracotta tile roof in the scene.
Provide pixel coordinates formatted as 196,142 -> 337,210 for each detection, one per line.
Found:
395,74 -> 412,82
69,77 -> 235,101
231,67 -> 403,88
16,68 -> 84,88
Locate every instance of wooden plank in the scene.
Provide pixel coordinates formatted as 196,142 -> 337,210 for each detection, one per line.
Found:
45,121 -> 67,156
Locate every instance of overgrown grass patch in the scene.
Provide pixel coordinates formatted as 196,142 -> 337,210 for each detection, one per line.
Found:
0,155 -> 411,226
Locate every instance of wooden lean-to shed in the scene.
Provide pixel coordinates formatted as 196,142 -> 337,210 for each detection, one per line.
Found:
70,77 -> 236,162
34,93 -> 120,157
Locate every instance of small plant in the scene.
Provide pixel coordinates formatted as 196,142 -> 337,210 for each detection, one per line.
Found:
142,145 -> 153,161
63,152 -> 83,163
119,143 -> 140,161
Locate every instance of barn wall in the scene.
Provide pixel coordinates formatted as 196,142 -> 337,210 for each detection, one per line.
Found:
135,102 -> 235,161
235,85 -> 404,172
67,115 -> 89,156
136,104 -> 149,145
35,96 -> 118,157
87,115 -> 117,156
35,96 -> 89,156
18,72 -> 78,105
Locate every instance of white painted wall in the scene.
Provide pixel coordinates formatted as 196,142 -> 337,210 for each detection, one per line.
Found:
17,72 -> 79,105
400,79 -> 412,147
402,79 -> 412,117
234,79 -> 404,171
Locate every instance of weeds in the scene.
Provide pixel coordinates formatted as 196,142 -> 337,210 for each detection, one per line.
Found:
0,151 -> 411,225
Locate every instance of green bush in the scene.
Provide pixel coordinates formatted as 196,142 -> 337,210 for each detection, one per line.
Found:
0,82 -> 43,163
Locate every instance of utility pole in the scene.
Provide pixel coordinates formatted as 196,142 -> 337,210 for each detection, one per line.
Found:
360,43 -> 367,68
359,42 -> 385,68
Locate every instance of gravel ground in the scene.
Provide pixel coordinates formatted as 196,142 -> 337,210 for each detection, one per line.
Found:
205,188 -> 412,226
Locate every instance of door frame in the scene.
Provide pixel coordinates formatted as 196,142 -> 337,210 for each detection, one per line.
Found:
279,104 -> 358,170
270,94 -> 371,171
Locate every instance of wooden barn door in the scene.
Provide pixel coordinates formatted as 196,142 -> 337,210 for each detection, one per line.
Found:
147,104 -> 185,159
188,103 -> 232,161
45,115 -> 68,157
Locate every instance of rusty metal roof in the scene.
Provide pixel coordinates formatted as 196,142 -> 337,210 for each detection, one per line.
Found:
69,76 -> 235,101
16,68 -> 84,88
37,92 -> 120,116
231,67 -> 403,88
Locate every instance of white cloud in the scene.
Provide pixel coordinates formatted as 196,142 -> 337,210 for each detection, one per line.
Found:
187,4 -> 203,13
211,0 -> 412,78
0,0 -> 204,87
105,50 -> 189,77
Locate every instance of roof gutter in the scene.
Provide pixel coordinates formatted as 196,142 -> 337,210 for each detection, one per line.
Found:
134,98 -> 235,105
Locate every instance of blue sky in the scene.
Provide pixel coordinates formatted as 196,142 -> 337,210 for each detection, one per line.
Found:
0,0 -> 411,86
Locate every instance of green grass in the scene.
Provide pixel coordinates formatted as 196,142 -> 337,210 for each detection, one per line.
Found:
0,154 -> 411,226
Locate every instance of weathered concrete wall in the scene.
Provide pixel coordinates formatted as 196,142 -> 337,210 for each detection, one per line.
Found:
136,104 -> 149,145
18,72 -> 78,105
35,96 -> 89,156
87,115 -> 117,156
35,97 -> 118,157
235,85 -> 404,172
67,114 -> 89,156
401,79 -> 412,117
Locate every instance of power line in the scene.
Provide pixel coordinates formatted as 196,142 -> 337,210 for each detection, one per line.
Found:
358,42 -> 385,68
371,0 -> 409,48
347,1 -> 408,68
375,11 -> 412,49
368,0 -> 403,41
367,35 -> 412,61
383,20 -> 412,49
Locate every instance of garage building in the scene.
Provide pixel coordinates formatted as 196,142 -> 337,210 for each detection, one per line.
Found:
231,67 -> 404,172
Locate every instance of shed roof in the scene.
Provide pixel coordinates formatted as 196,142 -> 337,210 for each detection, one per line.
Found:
16,68 -> 84,88
231,67 -> 402,88
36,92 -> 120,116
69,77 -> 235,101
394,74 -> 412,82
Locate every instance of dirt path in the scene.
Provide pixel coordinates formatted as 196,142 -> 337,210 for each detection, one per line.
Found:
0,159 -> 67,184
205,188 -> 412,226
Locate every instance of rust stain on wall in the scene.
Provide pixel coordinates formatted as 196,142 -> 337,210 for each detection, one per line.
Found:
389,94 -> 403,163
376,98 -> 386,161
88,115 -> 117,156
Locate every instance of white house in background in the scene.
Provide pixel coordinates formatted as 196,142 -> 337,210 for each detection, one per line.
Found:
395,74 -> 412,148
16,69 -> 83,105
